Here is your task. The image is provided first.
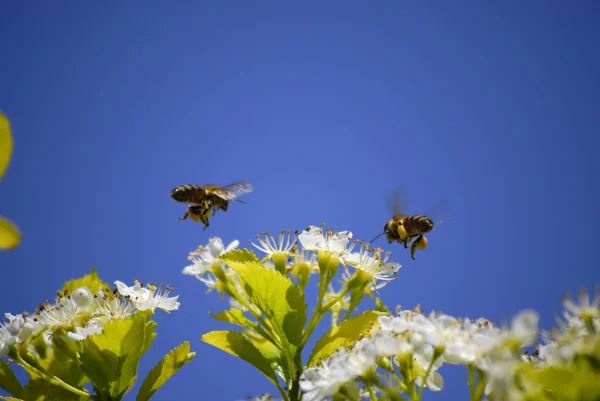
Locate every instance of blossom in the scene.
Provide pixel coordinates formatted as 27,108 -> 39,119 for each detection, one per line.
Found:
562,287 -> 600,322
300,351 -> 353,401
182,237 -> 239,277
342,242 -> 400,287
92,294 -> 135,324
115,280 -> 180,312
412,344 -> 445,391
250,230 -> 296,259
67,319 -> 103,341
417,313 -> 475,364
298,225 -> 353,254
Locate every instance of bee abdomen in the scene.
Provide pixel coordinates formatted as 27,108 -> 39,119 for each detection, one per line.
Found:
403,215 -> 426,235
176,184 -> 205,203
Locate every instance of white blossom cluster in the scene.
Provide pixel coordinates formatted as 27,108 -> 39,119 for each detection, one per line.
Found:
299,288 -> 600,401
0,280 -> 180,356
184,225 -> 401,292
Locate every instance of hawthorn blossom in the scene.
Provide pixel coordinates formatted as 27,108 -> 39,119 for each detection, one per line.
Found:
250,230 -> 296,260
342,242 -> 400,287
298,225 -> 354,254
182,237 -> 239,277
115,280 -> 180,312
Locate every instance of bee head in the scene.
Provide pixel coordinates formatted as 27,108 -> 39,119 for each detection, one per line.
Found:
420,218 -> 434,233
170,187 -> 187,202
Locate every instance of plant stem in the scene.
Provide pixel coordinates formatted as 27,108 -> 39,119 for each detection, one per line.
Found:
468,365 -> 475,401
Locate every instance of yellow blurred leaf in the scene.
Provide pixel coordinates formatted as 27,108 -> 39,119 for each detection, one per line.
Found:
0,111 -> 13,181
0,217 -> 20,250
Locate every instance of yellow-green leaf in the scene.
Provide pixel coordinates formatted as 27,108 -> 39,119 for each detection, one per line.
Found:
21,379 -> 82,401
136,341 -> 196,401
0,359 -> 22,397
141,320 -> 158,357
308,310 -> 384,367
79,313 -> 148,399
61,268 -> 111,298
209,308 -> 264,333
202,330 -> 278,386
0,111 -> 12,181
0,217 -> 20,250
220,248 -> 260,264
222,261 -> 306,361
0,396 -> 24,401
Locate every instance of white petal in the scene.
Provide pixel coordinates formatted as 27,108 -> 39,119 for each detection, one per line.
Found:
225,240 -> 240,253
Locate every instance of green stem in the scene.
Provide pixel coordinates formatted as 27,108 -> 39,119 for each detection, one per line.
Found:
276,380 -> 290,401
473,369 -> 486,401
468,365 -> 475,401
322,286 -> 350,311
366,382 -> 378,401
400,361 -> 417,401
416,350 -> 441,400
13,348 -> 91,398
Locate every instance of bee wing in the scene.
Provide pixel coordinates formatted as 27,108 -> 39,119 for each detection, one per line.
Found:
213,181 -> 254,201
384,185 -> 408,216
425,199 -> 453,226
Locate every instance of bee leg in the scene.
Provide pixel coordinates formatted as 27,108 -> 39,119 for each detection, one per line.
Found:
178,209 -> 190,220
200,215 -> 210,231
397,224 -> 409,245
410,235 -> 428,260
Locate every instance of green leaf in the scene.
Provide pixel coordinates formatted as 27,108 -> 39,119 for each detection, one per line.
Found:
0,396 -> 25,401
79,312 -> 148,400
0,359 -> 22,397
31,333 -> 49,361
136,341 -> 196,401
244,330 -> 281,362
209,308 -> 265,334
202,330 -> 278,385
308,310 -> 384,367
221,260 -> 306,360
61,268 -> 111,298
0,111 -> 12,181
220,248 -> 260,264
141,320 -> 158,357
21,379 -> 82,401
0,217 -> 20,251
45,338 -> 88,388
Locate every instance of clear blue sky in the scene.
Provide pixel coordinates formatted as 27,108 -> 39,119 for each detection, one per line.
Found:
1,2 -> 599,400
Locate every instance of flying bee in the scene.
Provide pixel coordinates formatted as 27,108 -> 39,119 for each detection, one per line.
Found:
170,182 -> 253,230
370,185 -> 451,260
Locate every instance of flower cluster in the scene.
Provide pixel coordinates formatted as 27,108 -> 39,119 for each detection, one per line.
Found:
0,278 -> 180,355
183,225 -> 599,401
300,290 -> 600,401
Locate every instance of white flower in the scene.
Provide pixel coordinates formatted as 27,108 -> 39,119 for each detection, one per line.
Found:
300,351 -> 353,401
71,287 -> 94,310
93,294 -> 135,323
508,309 -> 539,346
115,280 -> 180,312
37,297 -> 82,329
342,243 -> 400,287
182,237 -> 239,277
250,230 -> 296,258
421,313 -> 476,364
413,344 -> 445,391
298,226 -> 353,254
67,319 -> 103,341
563,287 -> 600,322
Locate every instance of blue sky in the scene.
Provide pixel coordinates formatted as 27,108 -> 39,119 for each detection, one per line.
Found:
1,2 -> 599,400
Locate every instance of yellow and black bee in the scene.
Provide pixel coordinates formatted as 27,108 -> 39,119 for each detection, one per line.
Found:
371,185 -> 450,260
170,182 -> 253,230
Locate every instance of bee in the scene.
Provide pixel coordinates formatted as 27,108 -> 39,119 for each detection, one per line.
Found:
170,182 -> 253,230
370,185 -> 451,260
